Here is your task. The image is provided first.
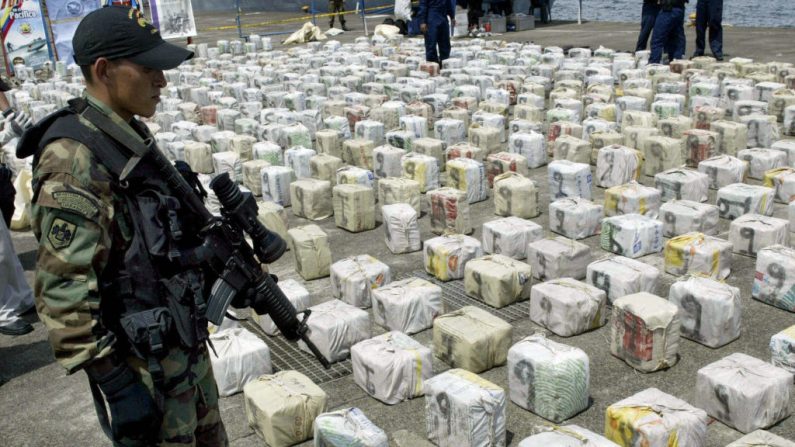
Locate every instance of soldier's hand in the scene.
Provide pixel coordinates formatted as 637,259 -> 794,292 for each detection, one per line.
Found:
420,23 -> 428,34
90,364 -> 160,442
3,110 -> 32,138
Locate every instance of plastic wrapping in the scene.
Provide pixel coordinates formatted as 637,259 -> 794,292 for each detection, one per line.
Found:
552,135 -> 591,165
299,299 -> 370,363
600,214 -> 664,258
445,158 -> 488,204
289,179 -> 333,220
212,151 -> 242,180
336,166 -> 375,188
446,142 -> 485,162
434,118 -> 467,147
657,115 -> 693,139
486,152 -> 529,187
402,153 -> 440,193
310,154 -> 343,185
429,187 -> 472,235
287,224 -> 331,280
771,325 -> 795,377
610,293 -> 680,372
355,119 -> 386,146
604,182 -> 662,218
333,184 -> 376,232
464,255 -> 532,308
753,244 -> 795,312
314,408 -> 388,447
284,147 -> 316,179
261,165 -> 294,207
530,278 -> 607,337
548,197 -> 603,240
726,430 -> 795,447
742,114 -> 780,148
527,237 -> 592,281
664,232 -> 733,279
243,160 -> 270,195
378,177 -> 421,213
482,216 -> 544,260
716,183 -> 774,219
330,255 -> 391,308
413,137 -> 446,170
424,235 -> 483,281
315,129 -> 343,158
659,200 -> 719,237
492,172 -> 539,218
184,141 -> 214,174
548,160 -> 593,200
209,328 -> 272,397
519,425 -> 618,447
698,155 -> 748,189
382,203 -> 421,254
509,130 -> 547,168
372,278 -> 442,334
738,148 -> 787,180
253,141 -> 284,166
654,168 -> 709,202
432,306 -> 512,373
669,275 -> 741,348
682,129 -> 719,167
586,256 -> 660,304
595,144 -> 643,188
710,120 -> 748,157
342,139 -> 375,169
372,145 -> 406,179
641,136 -> 684,176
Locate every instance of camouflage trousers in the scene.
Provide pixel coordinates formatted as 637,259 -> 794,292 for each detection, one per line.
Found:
329,0 -> 346,26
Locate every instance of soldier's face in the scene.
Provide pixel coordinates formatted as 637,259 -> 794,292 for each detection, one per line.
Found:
106,59 -> 167,120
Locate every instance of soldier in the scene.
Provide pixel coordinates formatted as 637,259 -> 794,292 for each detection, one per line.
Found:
17,6 -> 227,446
329,0 -> 350,31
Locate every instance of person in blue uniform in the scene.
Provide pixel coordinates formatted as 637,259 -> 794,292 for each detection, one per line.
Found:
649,0 -> 687,64
419,0 -> 456,64
635,0 -> 660,52
693,0 -> 723,60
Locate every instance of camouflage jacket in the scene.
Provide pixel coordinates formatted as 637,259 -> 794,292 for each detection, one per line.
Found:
30,94 -> 209,396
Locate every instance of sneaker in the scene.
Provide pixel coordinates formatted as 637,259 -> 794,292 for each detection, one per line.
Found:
0,319 -> 33,336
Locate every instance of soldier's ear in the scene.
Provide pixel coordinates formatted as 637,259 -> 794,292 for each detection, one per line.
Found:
93,58 -> 115,85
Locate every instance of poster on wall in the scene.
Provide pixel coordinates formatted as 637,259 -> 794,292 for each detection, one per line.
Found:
0,0 -> 54,74
47,0 -> 100,64
150,0 -> 196,40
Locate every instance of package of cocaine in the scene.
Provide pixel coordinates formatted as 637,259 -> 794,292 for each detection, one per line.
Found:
342,138 -> 376,169
209,328 -> 273,397
428,187 -> 472,235
716,183 -> 774,219
582,117 -> 618,142
482,216 -> 544,260
669,275 -> 741,348
732,213 -> 789,257
507,334 -> 591,422
493,172 -> 539,218
653,168 -> 709,202
378,177 -> 421,213
547,121 -> 584,148
372,278 -> 442,335
641,136 -> 684,176
243,160 -> 270,195
548,197 -> 603,240
464,255 -> 532,308
210,130 -> 236,154
552,134 -> 592,165
299,299 -> 370,363
604,182 -> 662,218
413,137 -> 446,170
527,237 -> 592,281
698,155 -> 748,189
548,160 -> 593,200
280,123 -> 312,150
622,127 -> 659,155
372,145 -> 407,179
184,141 -> 214,174
423,368 -> 506,447
252,141 -> 284,166
595,144 -> 643,188
655,115 -> 691,140
443,107 -> 470,130
446,142 -> 485,162
772,139 -> 795,166
289,179 -> 333,220
486,152 -> 530,187
682,128 -> 719,167
402,153 -> 440,193
212,151 -> 242,181
530,278 -> 608,337
261,165 -> 295,207
284,146 -> 316,179
610,293 -> 681,372
738,148 -> 787,180
310,154 -> 343,185
605,388 -> 707,446
664,232 -> 733,279
257,200 -> 289,242
509,131 -> 548,169
620,109 -> 655,131
336,166 -> 375,188
434,118 -> 467,147
726,430 -> 795,447
695,353 -> 791,433
518,425 -> 618,447
355,119 -> 386,146
770,325 -> 795,377
255,279 -> 311,336
333,184 -> 376,233
742,114 -> 780,148
313,407 -> 388,447
445,158 -> 488,204
243,371 -> 327,447
315,129 -> 343,158
424,235 -> 483,281
600,214 -> 664,258
287,224 -> 332,280
386,129 -> 415,152
382,203 -> 421,254
468,123 -> 502,154
753,244 -> 795,312
659,199 -> 720,237
693,105 -> 726,130
432,306 -> 512,372
369,105 -> 402,132
330,255 -> 391,308
786,105 -> 795,136
586,256 -> 660,304
514,104 -> 544,122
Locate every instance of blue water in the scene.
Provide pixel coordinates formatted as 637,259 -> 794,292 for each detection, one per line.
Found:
549,0 -> 794,28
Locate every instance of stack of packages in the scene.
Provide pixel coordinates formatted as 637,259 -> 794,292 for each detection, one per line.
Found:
481,217 -> 544,259
371,278 -> 442,334
530,278 -> 608,336
669,275 -> 742,347
586,256 -> 660,303
729,214 -> 789,257
330,255 -> 391,308
432,306 -> 512,373
424,235 -> 483,281
527,237 -> 592,281
209,328 -> 272,397
314,408 -> 388,447
463,255 -> 533,308
548,197 -> 603,239
610,292 -> 680,372
299,299 -> 370,363
664,232 -> 733,279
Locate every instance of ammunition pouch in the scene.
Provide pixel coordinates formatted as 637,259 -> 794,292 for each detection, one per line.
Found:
120,308 -> 171,387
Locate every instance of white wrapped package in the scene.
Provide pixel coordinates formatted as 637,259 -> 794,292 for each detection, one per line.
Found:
641,136 -> 684,176
753,244 -> 795,312
432,306 -> 512,373
586,256 -> 660,304
209,328 -> 273,397
378,177 -> 421,213
260,165 -> 294,207
530,278 -> 607,337
548,160 -> 593,200
354,119 -> 385,146
548,197 -> 603,240
253,141 -> 284,166
342,139 -> 375,169
710,120 -> 748,156
716,183 -> 774,219
472,110 -> 507,143
682,128 -> 719,167
600,214 -> 664,258
659,200 -> 719,237
372,278 -> 442,335
508,335 -> 591,422
243,371 -> 328,447
519,425 -> 618,447
288,224 -> 332,280
299,299 -> 370,363
464,255 -> 533,308
695,353 -> 792,433
468,123 -> 502,154
336,166 -> 375,188
423,369 -> 506,447
698,155 -> 748,189
434,118 -> 467,147
526,237 -> 592,281
727,430 -> 795,447
772,140 -> 795,166
382,203 -> 421,254
610,293 -> 680,372
372,145 -> 406,179
402,153 -> 440,193
595,144 -> 643,188
486,152 -> 530,187
604,182 -> 662,218
424,234 -> 483,281
333,184 -> 376,233
290,179 -> 333,220
446,142 -> 485,162
445,158 -> 488,204
315,129 -> 343,158
493,172 -> 539,219
669,275 -> 741,348
330,255 -> 391,308
654,168 -> 710,202
554,135 -> 592,165
508,131 -> 547,168
314,408 -> 388,447
351,332 -> 433,405
738,148 -> 787,179
184,141 -> 214,174
284,146 -> 316,179
210,130 -> 236,153
664,232 -> 733,279
413,137 -> 446,169
582,117 -> 618,142
255,279 -> 311,336
400,115 -> 428,139
428,187 -> 472,235
242,160 -> 270,195
212,151 -> 242,180
310,154 -> 343,185
730,214 -> 788,257
771,325 -> 795,377
605,388 -> 707,446
482,217 -> 544,260
742,114 -> 780,148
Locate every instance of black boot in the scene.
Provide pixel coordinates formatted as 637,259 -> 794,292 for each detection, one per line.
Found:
0,319 -> 33,336
341,22 -> 350,31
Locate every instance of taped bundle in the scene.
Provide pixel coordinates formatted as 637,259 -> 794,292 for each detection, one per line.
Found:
330,255 -> 391,308
210,130 -> 236,154
753,244 -> 795,312
548,160 -> 593,200
217,109 -> 241,132
595,145 -> 643,188
325,115 -> 352,140
763,167 -> 795,203
381,203 -> 421,254
772,140 -> 795,166
518,425 -> 618,447
693,105 -> 726,130
530,278 -> 607,337
345,105 -> 371,134
184,141 -> 214,174
589,131 -> 624,164
582,117 -> 618,142
378,177 -> 421,213
445,157 -> 488,204
548,197 -> 603,240
644,135 -> 688,177
547,121 -> 584,148
354,119 -> 385,146
493,172 -> 539,218
309,154 -> 343,185
695,353 -> 791,433
615,97 -> 648,126
333,184 -> 376,233
209,328 -> 272,397
385,130 -> 415,151
738,148 -> 787,179
242,160 -> 271,195
546,107 -> 578,125
654,168 -> 709,202
729,214 -> 788,257
508,131 -> 547,168
442,107 -> 470,130
372,145 -> 406,179
664,232 -> 733,279
287,224 -> 331,280
742,114 -> 780,148
526,237 -> 592,281
402,153 -> 440,193
584,102 -> 617,122
400,115 -> 429,139
428,187 -> 472,235
446,142 -> 486,163
604,181 -> 662,218
733,99 -> 768,120
342,138 -> 376,169
771,325 -> 795,377
423,234 -> 483,281
299,299 -> 371,363
601,214 -> 664,258
432,306 -> 512,373
315,129 -> 343,158
659,200 -> 719,237
452,95 -> 479,113
434,118 -> 467,147
657,115 -> 693,139
468,123 -> 502,154
669,275 -> 741,348
284,146 -> 316,179
336,166 -> 375,188
230,135 -> 256,161
507,335 -> 591,422
716,183 -> 774,219
289,179 -> 332,220
406,100 -> 434,130
372,278 -> 441,335
482,217 -> 544,260
610,293 -> 681,372
464,254 -> 532,308
698,155 -> 748,189
553,135 -> 592,164
255,279 -> 310,336
586,256 -> 660,304
605,388 -> 706,445
514,104 -> 544,122
622,126 -> 659,152
727,430 -> 795,447
413,137 -> 446,169
709,120 -> 748,156
486,152 -> 529,187
256,201 -> 289,242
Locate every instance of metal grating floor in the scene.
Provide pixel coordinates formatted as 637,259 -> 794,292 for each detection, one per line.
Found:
241,319 -> 352,384
400,270 -> 530,322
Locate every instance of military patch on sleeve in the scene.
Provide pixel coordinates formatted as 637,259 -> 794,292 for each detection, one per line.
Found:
48,218 -> 77,250
52,191 -> 99,220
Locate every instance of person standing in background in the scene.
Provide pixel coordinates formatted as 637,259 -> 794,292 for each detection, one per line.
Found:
329,0 -> 350,30
636,0 -> 660,52
649,0 -> 687,64
467,0 -> 483,33
693,0 -> 723,60
419,0 -> 456,64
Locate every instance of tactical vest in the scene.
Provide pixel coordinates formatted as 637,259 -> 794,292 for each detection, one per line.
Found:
19,98 -> 211,379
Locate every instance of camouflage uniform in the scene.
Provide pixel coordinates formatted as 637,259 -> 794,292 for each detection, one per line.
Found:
30,94 -> 227,446
329,0 -> 346,28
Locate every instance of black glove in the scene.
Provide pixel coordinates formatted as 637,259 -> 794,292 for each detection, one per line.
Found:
89,363 -> 160,443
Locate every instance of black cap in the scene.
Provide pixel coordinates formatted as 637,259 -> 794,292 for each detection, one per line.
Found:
72,6 -> 193,70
